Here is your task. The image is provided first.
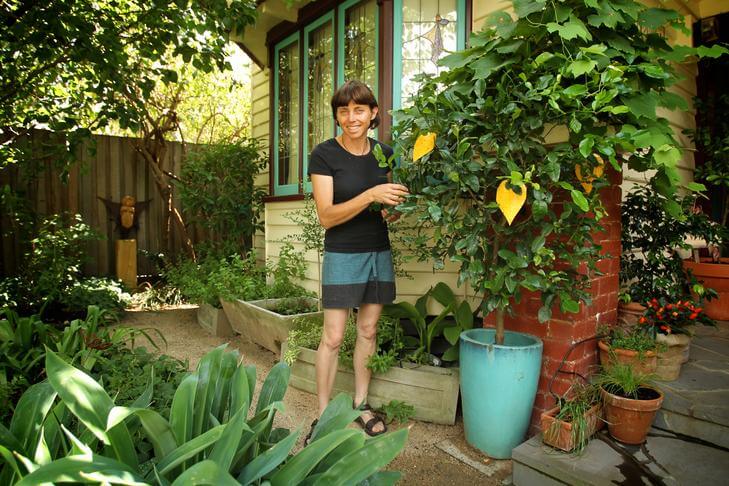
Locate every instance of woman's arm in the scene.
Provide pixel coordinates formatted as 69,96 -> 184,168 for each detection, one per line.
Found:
311,174 -> 408,230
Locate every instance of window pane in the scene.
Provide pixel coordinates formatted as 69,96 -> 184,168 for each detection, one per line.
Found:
308,21 -> 334,151
343,0 -> 377,91
277,40 -> 300,187
401,0 -> 458,105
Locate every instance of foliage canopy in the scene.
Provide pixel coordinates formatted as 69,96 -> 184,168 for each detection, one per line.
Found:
393,0 -> 727,341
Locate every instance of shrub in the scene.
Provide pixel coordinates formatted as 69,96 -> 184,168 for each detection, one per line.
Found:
178,140 -> 267,254
0,346 -> 409,485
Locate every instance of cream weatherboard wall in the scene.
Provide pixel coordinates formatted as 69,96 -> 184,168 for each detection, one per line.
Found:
252,0 -> 722,304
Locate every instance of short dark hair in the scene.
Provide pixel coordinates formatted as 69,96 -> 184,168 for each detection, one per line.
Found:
330,80 -> 380,129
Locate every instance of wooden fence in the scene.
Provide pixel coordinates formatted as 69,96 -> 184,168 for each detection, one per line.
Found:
0,130 -> 210,278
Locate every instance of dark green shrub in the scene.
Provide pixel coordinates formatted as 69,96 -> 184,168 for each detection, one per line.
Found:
177,140 -> 267,254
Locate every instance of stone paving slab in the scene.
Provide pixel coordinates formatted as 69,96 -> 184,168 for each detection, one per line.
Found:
655,321 -> 729,440
513,429 -> 729,486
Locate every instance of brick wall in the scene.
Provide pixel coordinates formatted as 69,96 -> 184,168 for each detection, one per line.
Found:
484,170 -> 622,434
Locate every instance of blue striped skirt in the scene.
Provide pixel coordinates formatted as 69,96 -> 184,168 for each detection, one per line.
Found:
321,250 -> 396,309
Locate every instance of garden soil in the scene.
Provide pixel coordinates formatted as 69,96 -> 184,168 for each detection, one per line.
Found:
121,307 -> 512,486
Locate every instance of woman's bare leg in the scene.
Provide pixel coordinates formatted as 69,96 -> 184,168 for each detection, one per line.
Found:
315,308 -> 348,415
353,303 -> 384,433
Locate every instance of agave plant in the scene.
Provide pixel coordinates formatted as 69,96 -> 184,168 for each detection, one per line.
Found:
0,345 -> 408,485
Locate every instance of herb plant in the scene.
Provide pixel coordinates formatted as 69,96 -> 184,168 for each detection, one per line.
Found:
378,400 -> 416,425
546,382 -> 601,454
595,361 -> 657,399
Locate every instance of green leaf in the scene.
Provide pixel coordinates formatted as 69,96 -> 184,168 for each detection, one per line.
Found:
514,0 -> 546,17
537,306 -> 552,323
441,345 -> 460,362
546,17 -> 592,41
170,374 -> 197,446
269,429 -> 360,486
311,394 -> 362,443
208,407 -> 253,472
155,425 -> 226,477
237,428 -> 300,485
8,382 -> 56,455
170,460 -> 239,486
569,117 -> 582,133
560,297 -> 580,314
686,182 -> 706,192
455,301 -> 474,329
429,282 -> 456,308
579,138 -> 594,158
534,52 -> 554,66
638,8 -> 681,30
46,351 -> 138,469
623,93 -> 657,120
563,85 -> 587,97
313,428 -> 409,486
107,407 -> 177,460
443,326 -> 461,345
471,54 -> 501,80
15,454 -> 147,486
566,60 -> 597,77
653,144 -> 681,166
255,362 -> 291,414
359,471 -> 403,486
570,190 -> 590,212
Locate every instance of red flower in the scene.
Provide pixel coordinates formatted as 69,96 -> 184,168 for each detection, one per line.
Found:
689,313 -> 698,320
639,317 -> 647,324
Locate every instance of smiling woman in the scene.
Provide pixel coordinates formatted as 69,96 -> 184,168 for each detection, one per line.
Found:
305,80 -> 409,441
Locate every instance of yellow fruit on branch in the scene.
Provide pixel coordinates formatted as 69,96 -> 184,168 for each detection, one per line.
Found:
413,132 -> 437,162
496,180 -> 527,225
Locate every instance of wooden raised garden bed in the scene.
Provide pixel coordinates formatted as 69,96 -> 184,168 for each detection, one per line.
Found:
282,342 -> 460,425
196,303 -> 233,338
221,297 -> 322,354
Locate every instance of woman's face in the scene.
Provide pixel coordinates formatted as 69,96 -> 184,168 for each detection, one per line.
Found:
336,100 -> 377,139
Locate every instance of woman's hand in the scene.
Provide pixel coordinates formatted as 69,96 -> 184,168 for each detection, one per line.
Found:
368,183 -> 409,206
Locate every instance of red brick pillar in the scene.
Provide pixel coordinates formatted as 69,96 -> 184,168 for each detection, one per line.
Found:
483,169 -> 622,434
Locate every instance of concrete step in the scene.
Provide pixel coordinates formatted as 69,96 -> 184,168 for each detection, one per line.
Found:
512,429 -> 729,485
654,321 -> 729,449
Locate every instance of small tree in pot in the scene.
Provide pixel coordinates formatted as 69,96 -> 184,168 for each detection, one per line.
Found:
392,0 -> 724,458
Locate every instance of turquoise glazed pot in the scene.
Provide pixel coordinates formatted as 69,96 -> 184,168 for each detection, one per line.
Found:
460,328 -> 543,459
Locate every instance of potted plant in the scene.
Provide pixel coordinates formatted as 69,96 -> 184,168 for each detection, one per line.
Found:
382,282 -> 475,365
218,243 -> 321,354
684,92 -> 729,319
595,362 -> 664,444
640,297 -> 714,380
391,0 -> 714,459
598,324 -> 658,376
540,381 -> 604,453
282,310 -> 460,424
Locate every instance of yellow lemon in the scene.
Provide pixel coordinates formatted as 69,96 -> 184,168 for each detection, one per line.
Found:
496,180 -> 527,225
413,132 -> 436,162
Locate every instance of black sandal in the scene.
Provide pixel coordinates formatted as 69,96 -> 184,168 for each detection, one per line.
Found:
304,419 -> 318,446
354,403 -> 387,437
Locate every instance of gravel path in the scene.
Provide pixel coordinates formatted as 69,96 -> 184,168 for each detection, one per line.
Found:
121,307 -> 512,485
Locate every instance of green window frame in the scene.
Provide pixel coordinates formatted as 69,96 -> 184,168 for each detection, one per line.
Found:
392,0 -> 467,110
273,31 -> 301,197
272,0 -> 380,197
302,12 -> 335,193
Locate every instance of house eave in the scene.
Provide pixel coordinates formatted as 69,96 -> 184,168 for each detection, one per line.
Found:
231,0 -> 316,69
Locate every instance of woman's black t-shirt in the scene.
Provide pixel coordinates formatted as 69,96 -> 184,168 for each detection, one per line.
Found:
307,138 -> 393,253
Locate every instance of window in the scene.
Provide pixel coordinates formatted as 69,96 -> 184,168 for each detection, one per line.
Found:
303,13 -> 335,192
393,0 -> 467,109
273,33 -> 300,196
270,0 -> 465,197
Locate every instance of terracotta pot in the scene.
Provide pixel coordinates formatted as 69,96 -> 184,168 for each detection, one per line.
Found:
600,386 -> 663,444
655,333 -> 691,381
682,258 -> 729,320
540,403 -> 604,452
598,340 -> 657,375
617,302 -> 646,326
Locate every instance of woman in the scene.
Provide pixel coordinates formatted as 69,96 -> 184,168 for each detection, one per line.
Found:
307,81 -> 408,439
